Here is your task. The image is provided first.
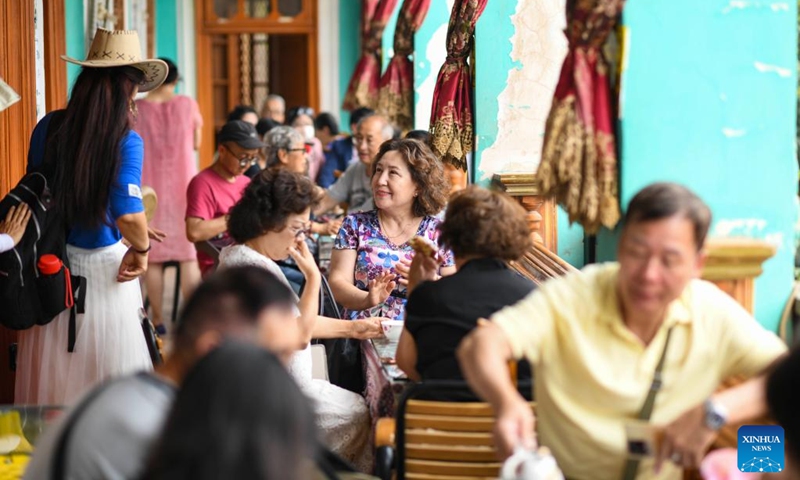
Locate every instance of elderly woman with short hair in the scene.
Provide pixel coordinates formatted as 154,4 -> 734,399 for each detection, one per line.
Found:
328,139 -> 456,321
395,186 -> 536,385
263,126 -> 310,173
263,126 -> 342,236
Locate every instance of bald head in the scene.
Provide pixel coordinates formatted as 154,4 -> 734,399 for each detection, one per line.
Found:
261,94 -> 286,123
354,115 -> 394,165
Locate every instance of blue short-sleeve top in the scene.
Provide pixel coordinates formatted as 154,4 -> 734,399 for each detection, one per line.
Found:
27,112 -> 145,249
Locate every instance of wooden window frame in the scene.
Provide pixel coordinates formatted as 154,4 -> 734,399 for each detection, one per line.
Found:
203,0 -> 313,31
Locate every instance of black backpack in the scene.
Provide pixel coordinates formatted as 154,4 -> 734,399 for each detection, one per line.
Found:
0,111 -> 85,351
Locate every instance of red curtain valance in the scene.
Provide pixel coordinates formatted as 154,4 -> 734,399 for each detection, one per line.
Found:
378,0 -> 431,132
343,0 -> 399,111
536,0 -> 625,233
428,0 -> 487,171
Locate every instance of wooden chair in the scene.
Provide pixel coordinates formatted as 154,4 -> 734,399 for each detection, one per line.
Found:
375,381 -> 535,480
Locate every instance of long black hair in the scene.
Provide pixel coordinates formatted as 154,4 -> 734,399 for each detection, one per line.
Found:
140,342 -> 318,480
54,66 -> 145,228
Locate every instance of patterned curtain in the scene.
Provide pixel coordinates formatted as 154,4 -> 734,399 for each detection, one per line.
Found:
343,0 -> 400,111
378,0 -> 431,132
536,0 -> 625,234
428,0 -> 487,171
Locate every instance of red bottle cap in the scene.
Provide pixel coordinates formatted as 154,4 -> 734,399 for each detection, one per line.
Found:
38,254 -> 63,275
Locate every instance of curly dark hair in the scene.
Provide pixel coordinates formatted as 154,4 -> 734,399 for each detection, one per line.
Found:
371,139 -> 448,217
438,186 -> 532,261
228,168 -> 321,243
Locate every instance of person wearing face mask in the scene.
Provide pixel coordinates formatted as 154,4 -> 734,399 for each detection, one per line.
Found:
185,120 -> 265,277
286,106 -> 326,184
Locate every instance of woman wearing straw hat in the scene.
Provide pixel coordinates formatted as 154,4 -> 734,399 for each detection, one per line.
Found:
15,28 -> 168,405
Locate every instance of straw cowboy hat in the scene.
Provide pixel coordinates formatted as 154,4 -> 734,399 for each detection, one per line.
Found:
61,28 -> 168,92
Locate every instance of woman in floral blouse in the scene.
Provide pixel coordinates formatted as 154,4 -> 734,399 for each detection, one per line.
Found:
329,138 -> 455,320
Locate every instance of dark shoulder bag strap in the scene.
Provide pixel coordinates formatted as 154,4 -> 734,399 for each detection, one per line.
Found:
51,379 -> 117,480
620,326 -> 675,480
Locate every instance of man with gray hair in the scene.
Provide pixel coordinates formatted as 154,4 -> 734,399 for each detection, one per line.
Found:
263,126 -> 308,173
260,94 -> 286,124
314,114 -> 394,215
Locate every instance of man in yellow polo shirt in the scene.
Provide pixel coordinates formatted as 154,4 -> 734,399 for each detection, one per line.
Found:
457,183 -> 787,480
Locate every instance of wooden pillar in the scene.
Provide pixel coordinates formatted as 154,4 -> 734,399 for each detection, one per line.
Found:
700,238 -> 776,314
491,173 -> 577,285
44,0 -> 68,112
0,0 -> 37,197
491,173 -> 558,253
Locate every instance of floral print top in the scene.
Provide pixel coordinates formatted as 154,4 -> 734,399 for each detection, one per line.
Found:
334,210 -> 454,320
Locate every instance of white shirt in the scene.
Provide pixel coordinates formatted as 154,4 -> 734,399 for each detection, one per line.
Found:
0,233 -> 14,253
23,373 -> 175,480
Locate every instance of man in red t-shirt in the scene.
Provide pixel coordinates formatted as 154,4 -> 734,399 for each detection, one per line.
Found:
185,120 -> 265,276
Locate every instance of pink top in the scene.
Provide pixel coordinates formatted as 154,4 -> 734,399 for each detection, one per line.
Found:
186,168 -> 251,276
135,95 -> 203,263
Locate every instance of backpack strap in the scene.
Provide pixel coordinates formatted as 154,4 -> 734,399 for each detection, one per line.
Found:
67,275 -> 86,353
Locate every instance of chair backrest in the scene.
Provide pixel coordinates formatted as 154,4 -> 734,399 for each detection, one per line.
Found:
194,241 -> 221,271
395,381 -> 535,480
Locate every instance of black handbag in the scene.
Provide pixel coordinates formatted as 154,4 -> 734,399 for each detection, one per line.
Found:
313,276 -> 365,394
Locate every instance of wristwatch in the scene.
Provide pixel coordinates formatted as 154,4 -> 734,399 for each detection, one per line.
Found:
703,399 -> 728,431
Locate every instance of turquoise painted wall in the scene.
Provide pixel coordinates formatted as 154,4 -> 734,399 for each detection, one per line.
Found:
64,0 -> 84,91
599,0 -> 798,331
382,6 -> 400,72
154,0 -> 179,85
474,0 -> 515,187
558,209 -> 586,267
339,2 -> 361,132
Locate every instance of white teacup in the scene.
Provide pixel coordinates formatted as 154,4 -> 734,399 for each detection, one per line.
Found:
380,320 -> 404,342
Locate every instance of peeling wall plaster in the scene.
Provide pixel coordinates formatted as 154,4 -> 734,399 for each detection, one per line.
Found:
475,0 -> 567,182
722,1 -> 790,13
713,218 -> 769,237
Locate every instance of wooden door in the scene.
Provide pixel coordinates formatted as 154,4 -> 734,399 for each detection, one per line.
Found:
195,0 -> 318,168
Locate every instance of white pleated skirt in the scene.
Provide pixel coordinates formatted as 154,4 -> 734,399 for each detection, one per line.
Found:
14,241 -> 153,406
